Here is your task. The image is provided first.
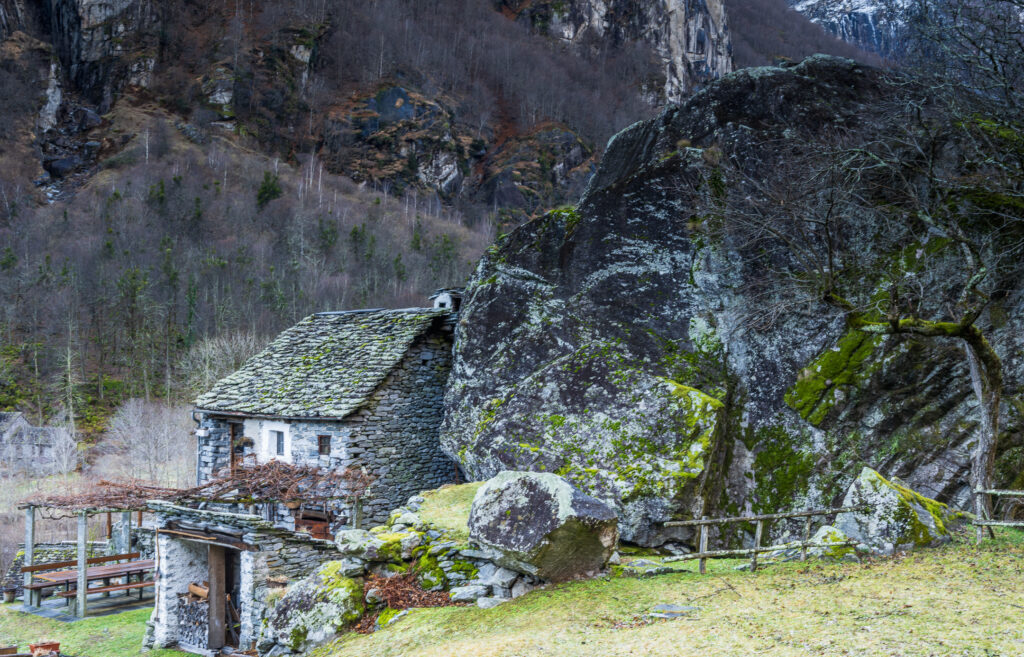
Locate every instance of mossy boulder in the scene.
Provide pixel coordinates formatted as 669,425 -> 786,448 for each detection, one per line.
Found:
835,467 -> 963,555
468,471 -> 618,582
258,561 -> 365,654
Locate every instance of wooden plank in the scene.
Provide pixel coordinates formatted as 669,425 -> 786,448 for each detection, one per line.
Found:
664,540 -> 858,563
801,515 -> 812,562
751,520 -> 763,572
663,505 -> 867,527
975,489 -> 1024,496
189,583 -> 210,599
208,545 -> 227,651
32,560 -> 154,584
698,517 -> 708,575
21,553 -> 141,573
57,581 -> 154,598
972,520 -> 1024,527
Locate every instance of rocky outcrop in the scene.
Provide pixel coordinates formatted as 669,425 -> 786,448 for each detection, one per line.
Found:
467,471 -> 618,581
834,468 -> 963,555
45,0 -> 160,111
440,56 -> 1024,546
503,0 -> 733,101
258,561 -> 365,654
790,0 -> 905,58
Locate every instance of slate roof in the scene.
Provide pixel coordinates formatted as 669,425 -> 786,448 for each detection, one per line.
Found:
0,412 -> 23,434
195,308 -> 450,419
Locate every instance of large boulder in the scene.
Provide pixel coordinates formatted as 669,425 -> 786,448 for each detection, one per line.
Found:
835,467 -> 964,555
257,561 -> 365,655
467,471 -> 618,582
440,56 -> 1024,546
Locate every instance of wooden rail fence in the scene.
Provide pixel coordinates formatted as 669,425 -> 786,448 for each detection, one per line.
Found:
973,489 -> 1024,543
662,505 -> 866,574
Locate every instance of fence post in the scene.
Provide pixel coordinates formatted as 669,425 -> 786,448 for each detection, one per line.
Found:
698,517 -> 708,575
801,513 -> 812,562
751,520 -> 763,572
975,489 -> 984,545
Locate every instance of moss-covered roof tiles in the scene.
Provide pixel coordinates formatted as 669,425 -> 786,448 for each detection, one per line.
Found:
195,308 -> 449,419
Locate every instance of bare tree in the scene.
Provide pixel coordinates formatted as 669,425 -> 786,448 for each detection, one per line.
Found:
105,398 -> 196,486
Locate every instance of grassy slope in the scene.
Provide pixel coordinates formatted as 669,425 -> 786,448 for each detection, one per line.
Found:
0,605 -> 181,657
322,530 -> 1024,657
416,482 -> 483,542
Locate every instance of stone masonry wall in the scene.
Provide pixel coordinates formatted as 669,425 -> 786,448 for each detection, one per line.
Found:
195,321 -> 457,526
145,502 -> 342,650
334,329 -> 458,524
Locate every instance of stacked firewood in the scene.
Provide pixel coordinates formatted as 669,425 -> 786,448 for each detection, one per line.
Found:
177,585 -> 210,650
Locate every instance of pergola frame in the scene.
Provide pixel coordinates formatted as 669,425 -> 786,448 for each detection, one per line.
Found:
20,503 -> 141,618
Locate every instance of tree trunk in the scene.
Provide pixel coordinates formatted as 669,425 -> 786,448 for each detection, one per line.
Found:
965,343 -> 1000,538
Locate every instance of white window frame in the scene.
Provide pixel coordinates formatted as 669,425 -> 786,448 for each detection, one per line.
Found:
261,421 -> 292,463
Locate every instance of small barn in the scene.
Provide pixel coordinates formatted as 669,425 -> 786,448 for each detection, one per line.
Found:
191,304 -> 460,532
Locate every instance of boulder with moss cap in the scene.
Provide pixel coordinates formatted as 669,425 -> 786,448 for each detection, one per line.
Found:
835,467 -> 963,555
257,560 -> 365,654
467,471 -> 618,582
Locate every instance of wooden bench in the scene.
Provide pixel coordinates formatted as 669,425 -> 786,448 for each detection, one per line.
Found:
20,553 -> 143,607
57,580 -> 154,598
22,581 -> 60,607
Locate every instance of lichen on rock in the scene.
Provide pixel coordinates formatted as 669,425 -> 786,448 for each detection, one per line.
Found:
258,561 -> 365,654
835,467 -> 963,555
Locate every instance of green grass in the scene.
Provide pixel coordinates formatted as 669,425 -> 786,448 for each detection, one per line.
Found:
317,529 -> 1024,657
0,604 -> 181,657
416,482 -> 483,541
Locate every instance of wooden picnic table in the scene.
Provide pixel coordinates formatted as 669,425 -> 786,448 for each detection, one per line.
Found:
31,559 -> 155,605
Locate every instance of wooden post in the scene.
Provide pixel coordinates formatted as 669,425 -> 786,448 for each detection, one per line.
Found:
106,512 -> 112,539
751,520 -> 763,572
698,517 -> 708,575
23,506 -> 35,601
207,545 -> 226,650
76,512 -> 88,618
352,498 -> 363,530
801,514 -> 812,562
136,510 -> 143,527
974,490 -> 985,545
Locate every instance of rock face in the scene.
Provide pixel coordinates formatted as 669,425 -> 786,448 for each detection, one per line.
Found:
258,561 -> 365,655
440,56 -> 1024,546
790,0 -> 905,58
503,0 -> 733,101
45,0 -> 160,110
834,468 -> 962,555
467,471 -> 618,581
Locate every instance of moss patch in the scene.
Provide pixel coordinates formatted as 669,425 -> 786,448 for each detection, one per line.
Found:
418,482 -> 483,541
785,330 -> 882,425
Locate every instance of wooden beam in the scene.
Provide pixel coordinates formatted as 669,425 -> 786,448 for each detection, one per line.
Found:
207,545 -> 226,651
21,553 -> 140,573
663,505 -> 868,527
76,512 -> 88,618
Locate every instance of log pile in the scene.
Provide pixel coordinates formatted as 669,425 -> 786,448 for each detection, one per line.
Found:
177,586 -> 210,650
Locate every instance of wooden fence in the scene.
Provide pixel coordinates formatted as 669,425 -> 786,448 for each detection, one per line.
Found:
973,489 -> 1024,543
661,505 -> 866,574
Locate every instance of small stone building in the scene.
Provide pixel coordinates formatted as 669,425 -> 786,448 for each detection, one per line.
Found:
191,305 -> 460,530
0,411 -> 67,474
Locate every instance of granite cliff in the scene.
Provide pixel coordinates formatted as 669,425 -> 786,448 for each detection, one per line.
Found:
440,56 -> 1024,546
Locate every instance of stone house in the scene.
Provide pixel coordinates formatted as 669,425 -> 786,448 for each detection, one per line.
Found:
0,411 -> 67,474
147,300 -> 463,653
191,304 -> 460,532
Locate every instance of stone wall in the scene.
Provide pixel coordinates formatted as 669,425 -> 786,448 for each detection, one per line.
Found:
195,322 -> 458,528
145,502 -> 342,651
